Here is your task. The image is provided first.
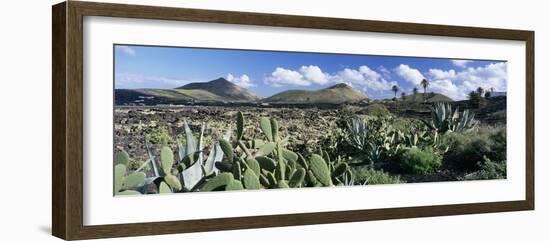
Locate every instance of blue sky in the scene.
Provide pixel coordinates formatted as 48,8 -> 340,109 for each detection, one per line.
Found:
115,44 -> 507,100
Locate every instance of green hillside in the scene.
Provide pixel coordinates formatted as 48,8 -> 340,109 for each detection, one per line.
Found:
177,78 -> 259,101
400,93 -> 454,102
263,83 -> 368,104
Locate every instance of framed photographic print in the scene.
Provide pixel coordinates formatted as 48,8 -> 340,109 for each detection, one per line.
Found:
52,1 -> 534,240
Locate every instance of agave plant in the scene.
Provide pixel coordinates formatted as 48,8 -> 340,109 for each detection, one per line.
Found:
423,103 -> 477,133
172,120 -> 228,191
346,117 -> 372,151
345,117 -> 400,165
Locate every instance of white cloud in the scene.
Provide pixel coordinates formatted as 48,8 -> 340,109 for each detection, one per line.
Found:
424,62 -> 507,100
395,64 -> 425,85
356,65 -> 396,91
265,67 -> 312,87
427,79 -> 465,100
300,65 -> 329,85
265,65 -> 334,87
428,69 -> 456,80
264,65 -> 395,95
378,66 -> 392,79
115,46 -> 136,56
451,60 -> 473,68
338,68 -> 364,82
227,74 -> 255,88
457,62 -> 507,92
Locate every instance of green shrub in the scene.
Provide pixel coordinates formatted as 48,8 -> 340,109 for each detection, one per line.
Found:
462,157 -> 506,180
392,118 -> 424,133
319,127 -> 356,159
398,147 -> 442,175
442,126 -> 506,171
364,103 -> 391,117
352,167 -> 402,185
146,126 -> 171,145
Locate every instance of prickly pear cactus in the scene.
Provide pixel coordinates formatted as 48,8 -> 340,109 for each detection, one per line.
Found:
259,117 -> 273,142
159,182 -> 172,193
332,163 -> 348,178
164,174 -> 182,191
225,180 -> 244,191
114,162 -> 146,195
114,150 -> 130,166
200,173 -> 234,191
245,159 -> 261,177
237,111 -> 245,140
309,154 -> 332,186
160,146 -> 174,175
243,169 -> 261,190
289,168 -> 306,188
256,156 -> 277,171
219,139 -> 234,162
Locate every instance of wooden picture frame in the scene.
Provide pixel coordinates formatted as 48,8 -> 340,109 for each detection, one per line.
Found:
52,1 -> 534,240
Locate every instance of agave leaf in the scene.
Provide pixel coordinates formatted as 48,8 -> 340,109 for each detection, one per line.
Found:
145,140 -> 160,177
176,138 -> 185,163
197,123 -> 205,158
181,156 -> 203,190
183,119 -> 196,158
204,143 -> 221,175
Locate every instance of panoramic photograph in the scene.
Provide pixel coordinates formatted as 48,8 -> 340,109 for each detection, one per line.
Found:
113,44 -> 507,196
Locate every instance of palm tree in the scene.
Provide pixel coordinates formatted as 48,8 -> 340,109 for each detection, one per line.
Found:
476,87 -> 484,97
469,90 -> 482,107
392,85 -> 399,99
421,79 -> 429,101
401,92 -> 406,101
412,87 -> 419,101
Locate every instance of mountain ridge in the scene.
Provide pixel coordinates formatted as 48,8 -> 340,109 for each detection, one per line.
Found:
114,78 -> 457,106
177,77 -> 259,101
263,83 -> 368,104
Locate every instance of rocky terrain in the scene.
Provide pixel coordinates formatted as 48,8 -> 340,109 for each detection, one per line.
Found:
114,96 -> 505,163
